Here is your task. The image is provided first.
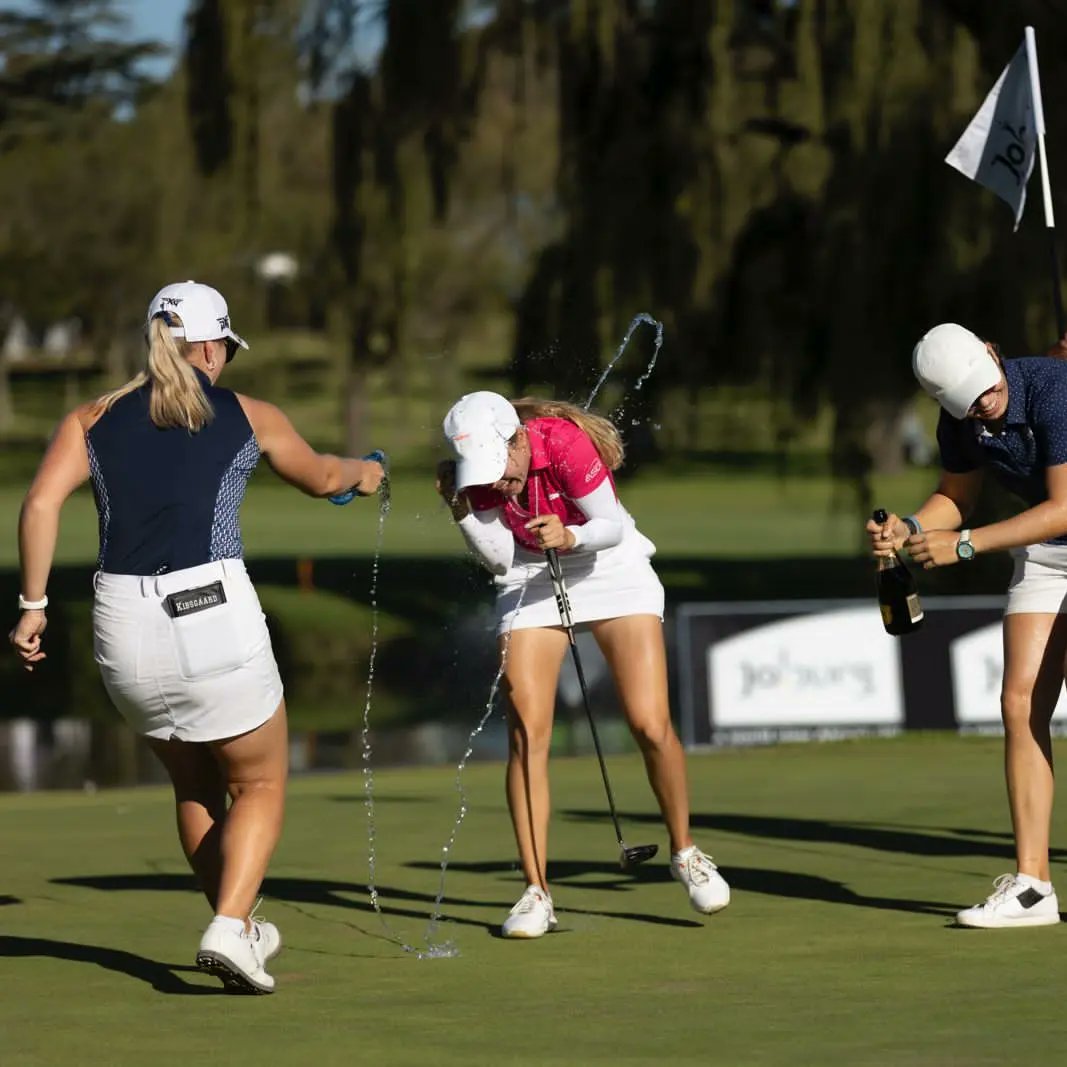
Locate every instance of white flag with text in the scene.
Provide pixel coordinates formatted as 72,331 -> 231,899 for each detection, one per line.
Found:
945,42 -> 1037,230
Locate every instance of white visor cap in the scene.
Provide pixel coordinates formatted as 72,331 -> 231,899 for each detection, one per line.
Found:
443,391 -> 521,489
145,280 -> 249,351
912,323 -> 1000,420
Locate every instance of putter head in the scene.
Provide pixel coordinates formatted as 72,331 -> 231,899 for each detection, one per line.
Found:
619,843 -> 658,870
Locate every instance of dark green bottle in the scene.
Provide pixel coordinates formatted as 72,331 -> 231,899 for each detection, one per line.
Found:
873,508 -> 924,636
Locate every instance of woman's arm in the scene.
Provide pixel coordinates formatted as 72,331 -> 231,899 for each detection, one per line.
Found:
908,470 -> 984,532
435,459 -> 515,574
238,395 -> 383,497
867,470 -> 984,555
565,479 -> 625,551
968,463 -> 1067,554
20,409 -> 92,600
10,408 -> 92,670
456,509 -> 515,575
908,466 -> 1067,567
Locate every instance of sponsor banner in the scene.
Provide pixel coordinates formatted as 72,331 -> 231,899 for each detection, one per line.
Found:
675,597 -> 1006,746
708,607 -> 902,729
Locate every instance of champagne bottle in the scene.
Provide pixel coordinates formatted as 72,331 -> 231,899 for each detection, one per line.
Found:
872,508 -> 924,636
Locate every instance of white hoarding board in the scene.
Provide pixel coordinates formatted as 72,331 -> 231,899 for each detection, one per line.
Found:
708,607 -> 903,729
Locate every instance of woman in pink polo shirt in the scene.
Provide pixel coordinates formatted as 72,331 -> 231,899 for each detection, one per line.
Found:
436,391 -> 729,938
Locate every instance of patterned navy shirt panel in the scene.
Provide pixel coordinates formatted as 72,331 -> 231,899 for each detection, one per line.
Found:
935,357 -> 1067,546
86,437 -> 112,562
86,371 -> 259,574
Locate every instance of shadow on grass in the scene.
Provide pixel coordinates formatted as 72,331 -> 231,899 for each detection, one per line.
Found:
563,809 -> 1055,863
0,896 -> 20,906
724,867 -> 959,917
407,859 -> 703,929
53,871 -> 700,933
0,936 -> 217,995
406,857 -> 666,889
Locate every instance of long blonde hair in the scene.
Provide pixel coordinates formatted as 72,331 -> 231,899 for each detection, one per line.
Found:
94,314 -> 214,431
511,397 -> 624,470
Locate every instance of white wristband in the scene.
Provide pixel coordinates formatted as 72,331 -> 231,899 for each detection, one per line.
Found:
18,594 -> 48,611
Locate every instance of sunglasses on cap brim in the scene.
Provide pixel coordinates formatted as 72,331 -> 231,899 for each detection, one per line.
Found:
224,337 -> 239,363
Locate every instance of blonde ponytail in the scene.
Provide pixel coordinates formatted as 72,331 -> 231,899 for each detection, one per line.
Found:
94,315 -> 214,431
511,397 -> 625,470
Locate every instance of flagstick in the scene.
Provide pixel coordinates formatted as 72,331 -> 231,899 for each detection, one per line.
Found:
1025,26 -> 1066,336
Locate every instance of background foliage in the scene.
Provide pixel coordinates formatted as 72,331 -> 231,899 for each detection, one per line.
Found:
3,0 -> 1067,484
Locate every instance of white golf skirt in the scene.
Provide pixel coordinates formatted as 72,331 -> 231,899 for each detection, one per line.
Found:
92,559 -> 284,742
493,524 -> 665,633
1005,543 -> 1067,615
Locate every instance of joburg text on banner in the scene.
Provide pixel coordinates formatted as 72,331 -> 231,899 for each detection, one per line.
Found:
945,39 -> 1036,230
674,597 -> 1009,746
951,622 -> 1067,729
707,605 -> 904,733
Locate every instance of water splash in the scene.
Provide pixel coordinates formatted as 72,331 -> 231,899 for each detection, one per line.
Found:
415,582 -> 531,958
357,491 -> 411,946
419,625 -> 519,955
584,313 -> 664,413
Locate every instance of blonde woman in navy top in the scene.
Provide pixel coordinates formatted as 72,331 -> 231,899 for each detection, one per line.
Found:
869,323 -> 1067,930
8,281 -> 384,992
437,391 -> 730,938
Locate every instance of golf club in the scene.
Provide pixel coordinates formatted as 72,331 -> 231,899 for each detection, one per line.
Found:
544,547 -> 658,871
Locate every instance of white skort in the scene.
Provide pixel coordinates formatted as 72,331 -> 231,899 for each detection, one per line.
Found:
92,558 -> 284,742
493,520 -> 665,633
1005,543 -> 1067,615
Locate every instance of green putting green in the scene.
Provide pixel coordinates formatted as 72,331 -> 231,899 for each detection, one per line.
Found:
3,734 -> 1065,1065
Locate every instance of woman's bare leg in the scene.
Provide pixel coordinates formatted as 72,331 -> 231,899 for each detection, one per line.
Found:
501,628 -> 568,890
147,738 -> 228,909
1001,613 -> 1067,881
208,701 -> 289,923
591,615 -> 692,854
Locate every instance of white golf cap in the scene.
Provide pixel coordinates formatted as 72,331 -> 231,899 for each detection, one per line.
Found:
443,391 -> 520,489
912,323 -> 999,420
145,280 -> 249,351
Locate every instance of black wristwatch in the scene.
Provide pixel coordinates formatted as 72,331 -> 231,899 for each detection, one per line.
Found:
956,529 -> 976,561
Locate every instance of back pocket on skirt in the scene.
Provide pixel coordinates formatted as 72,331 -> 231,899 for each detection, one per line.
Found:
170,601 -> 252,681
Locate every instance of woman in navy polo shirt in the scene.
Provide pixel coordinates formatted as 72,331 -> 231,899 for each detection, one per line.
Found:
436,391 -> 730,938
8,281 -> 384,991
869,322 -> 1067,929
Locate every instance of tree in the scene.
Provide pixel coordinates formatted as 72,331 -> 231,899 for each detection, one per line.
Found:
0,0 -> 162,143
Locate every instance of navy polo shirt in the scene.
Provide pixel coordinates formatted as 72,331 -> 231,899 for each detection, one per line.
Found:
936,356 -> 1067,545
86,370 -> 260,574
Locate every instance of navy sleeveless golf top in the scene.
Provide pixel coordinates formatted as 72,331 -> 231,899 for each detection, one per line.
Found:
86,371 -> 260,574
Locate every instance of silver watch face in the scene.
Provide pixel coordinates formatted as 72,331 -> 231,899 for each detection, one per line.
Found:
957,539 -> 975,560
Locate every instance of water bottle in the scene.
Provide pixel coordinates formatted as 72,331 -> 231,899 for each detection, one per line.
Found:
872,508 -> 924,636
329,449 -> 388,506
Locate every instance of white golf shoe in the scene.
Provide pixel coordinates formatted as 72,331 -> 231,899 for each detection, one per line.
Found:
671,845 -> 731,915
501,885 -> 558,939
253,918 -> 282,961
196,920 -> 275,993
956,874 -> 1060,929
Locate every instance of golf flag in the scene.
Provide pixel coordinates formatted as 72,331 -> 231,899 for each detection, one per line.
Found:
945,41 -> 1037,230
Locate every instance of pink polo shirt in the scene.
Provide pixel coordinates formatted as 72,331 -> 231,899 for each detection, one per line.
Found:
465,417 -> 615,553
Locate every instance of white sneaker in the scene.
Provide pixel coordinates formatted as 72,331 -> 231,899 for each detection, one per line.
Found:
501,885 -> 558,939
253,918 -> 282,962
956,874 -> 1060,929
671,846 -> 730,915
197,921 -> 275,993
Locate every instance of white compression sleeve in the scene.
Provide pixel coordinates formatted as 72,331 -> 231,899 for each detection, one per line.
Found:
566,480 -> 626,551
456,508 -> 515,575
